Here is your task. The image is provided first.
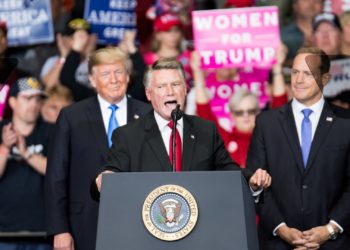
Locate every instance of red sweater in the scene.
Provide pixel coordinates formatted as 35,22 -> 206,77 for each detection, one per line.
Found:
270,94 -> 288,109
196,103 -> 252,167
196,94 -> 288,167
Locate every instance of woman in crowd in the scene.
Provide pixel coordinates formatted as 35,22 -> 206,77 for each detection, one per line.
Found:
193,67 -> 259,166
144,13 -> 192,89
191,44 -> 288,167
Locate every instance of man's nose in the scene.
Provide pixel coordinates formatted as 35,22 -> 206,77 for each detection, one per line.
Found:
110,72 -> 118,83
165,84 -> 175,95
295,72 -> 304,83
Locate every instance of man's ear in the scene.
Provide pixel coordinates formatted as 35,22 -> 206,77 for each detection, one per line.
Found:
321,73 -> 331,87
145,88 -> 151,102
89,74 -> 96,89
126,74 -> 130,85
8,96 -> 16,110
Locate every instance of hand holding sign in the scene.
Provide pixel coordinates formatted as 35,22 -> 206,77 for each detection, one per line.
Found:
118,30 -> 137,54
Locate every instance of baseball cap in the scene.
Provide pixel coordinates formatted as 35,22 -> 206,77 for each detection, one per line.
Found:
154,13 -> 182,32
63,18 -> 91,35
223,0 -> 253,8
312,12 -> 342,32
10,77 -> 47,97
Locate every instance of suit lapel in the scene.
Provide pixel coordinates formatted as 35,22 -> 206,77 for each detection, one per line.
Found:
182,115 -> 195,171
85,97 -> 109,160
278,103 -> 305,174
305,102 -> 335,171
144,113 -> 172,171
126,97 -> 141,122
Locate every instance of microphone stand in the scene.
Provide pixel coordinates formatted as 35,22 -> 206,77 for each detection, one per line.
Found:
171,104 -> 183,172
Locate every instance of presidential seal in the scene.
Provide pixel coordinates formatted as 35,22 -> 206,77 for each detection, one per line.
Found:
142,184 -> 198,241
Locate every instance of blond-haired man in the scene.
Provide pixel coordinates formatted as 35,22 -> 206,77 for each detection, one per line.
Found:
45,47 -> 151,250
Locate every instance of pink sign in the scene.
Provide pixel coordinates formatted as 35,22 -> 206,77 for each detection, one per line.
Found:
0,85 -> 10,119
331,0 -> 350,15
205,67 -> 269,130
192,7 -> 280,69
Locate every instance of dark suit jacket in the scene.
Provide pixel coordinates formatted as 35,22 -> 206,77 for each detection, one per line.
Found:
45,96 -> 151,250
101,111 -> 252,177
247,102 -> 350,250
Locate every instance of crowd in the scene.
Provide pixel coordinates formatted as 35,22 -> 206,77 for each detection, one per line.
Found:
0,0 -> 349,249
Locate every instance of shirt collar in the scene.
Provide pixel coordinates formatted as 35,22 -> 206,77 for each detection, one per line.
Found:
97,94 -> 127,111
153,111 -> 183,131
292,96 -> 325,115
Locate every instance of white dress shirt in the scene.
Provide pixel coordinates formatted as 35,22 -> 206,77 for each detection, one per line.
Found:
291,97 -> 324,145
153,111 -> 183,155
98,94 -> 128,133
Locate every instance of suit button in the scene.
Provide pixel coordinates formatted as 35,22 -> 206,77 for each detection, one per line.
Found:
302,185 -> 308,189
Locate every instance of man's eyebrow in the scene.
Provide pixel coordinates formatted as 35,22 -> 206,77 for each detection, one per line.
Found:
156,80 -> 183,84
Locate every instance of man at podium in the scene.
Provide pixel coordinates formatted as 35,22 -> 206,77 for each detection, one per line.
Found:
93,57 -> 271,196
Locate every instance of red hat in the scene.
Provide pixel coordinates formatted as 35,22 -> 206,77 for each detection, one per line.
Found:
224,0 -> 254,8
154,13 -> 182,32
0,21 -> 7,33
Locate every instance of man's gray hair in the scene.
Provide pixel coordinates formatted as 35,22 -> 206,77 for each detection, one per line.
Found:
144,57 -> 186,88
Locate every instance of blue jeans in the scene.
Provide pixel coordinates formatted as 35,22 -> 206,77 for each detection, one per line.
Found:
0,242 -> 52,250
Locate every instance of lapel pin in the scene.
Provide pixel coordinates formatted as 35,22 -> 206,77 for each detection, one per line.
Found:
326,117 -> 333,122
134,114 -> 139,119
190,134 -> 195,139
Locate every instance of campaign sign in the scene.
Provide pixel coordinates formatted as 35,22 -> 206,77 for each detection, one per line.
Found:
0,0 -> 54,46
323,58 -> 350,97
206,67 -> 269,130
330,0 -> 350,15
0,57 -> 18,119
0,84 -> 9,118
192,7 -> 280,69
84,0 -> 137,45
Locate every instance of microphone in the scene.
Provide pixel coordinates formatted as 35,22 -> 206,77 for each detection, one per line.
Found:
171,104 -> 184,121
170,104 -> 183,172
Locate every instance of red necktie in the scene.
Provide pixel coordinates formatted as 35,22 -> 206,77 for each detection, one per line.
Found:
168,121 -> 182,172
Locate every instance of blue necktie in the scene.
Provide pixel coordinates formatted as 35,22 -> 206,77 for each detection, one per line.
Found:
301,109 -> 312,167
107,105 -> 119,147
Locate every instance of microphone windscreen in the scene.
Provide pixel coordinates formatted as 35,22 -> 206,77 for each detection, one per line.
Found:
171,104 -> 183,120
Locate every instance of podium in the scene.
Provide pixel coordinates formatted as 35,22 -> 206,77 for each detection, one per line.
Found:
96,171 -> 259,250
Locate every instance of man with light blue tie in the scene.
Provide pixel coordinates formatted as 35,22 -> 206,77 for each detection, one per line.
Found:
247,47 -> 350,250
44,47 -> 151,250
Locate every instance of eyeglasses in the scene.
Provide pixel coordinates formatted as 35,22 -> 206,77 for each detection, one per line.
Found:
232,108 -> 259,117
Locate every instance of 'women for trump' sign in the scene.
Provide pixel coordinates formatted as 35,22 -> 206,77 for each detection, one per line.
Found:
193,7 -> 280,69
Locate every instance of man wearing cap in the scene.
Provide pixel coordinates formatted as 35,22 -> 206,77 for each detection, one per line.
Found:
280,0 -> 324,60
313,12 -> 343,56
45,47 -> 151,250
0,77 -> 52,249
312,12 -> 350,111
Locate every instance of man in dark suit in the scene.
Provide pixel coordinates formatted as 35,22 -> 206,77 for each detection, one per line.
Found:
247,47 -> 350,250
95,57 -> 271,196
45,47 -> 151,250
